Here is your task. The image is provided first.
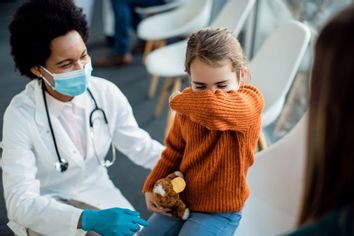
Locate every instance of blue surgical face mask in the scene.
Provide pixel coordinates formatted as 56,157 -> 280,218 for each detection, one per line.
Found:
40,59 -> 92,97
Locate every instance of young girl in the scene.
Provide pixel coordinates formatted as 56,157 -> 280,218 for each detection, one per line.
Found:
140,27 -> 264,236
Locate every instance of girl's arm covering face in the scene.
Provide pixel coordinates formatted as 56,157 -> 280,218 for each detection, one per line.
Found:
169,85 -> 264,132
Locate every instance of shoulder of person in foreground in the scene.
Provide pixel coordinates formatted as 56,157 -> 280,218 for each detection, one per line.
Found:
286,208 -> 354,236
4,80 -> 41,114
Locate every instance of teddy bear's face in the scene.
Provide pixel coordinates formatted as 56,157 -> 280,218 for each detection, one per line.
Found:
153,179 -> 179,207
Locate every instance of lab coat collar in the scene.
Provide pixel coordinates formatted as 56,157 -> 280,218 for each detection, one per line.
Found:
34,80 -> 48,128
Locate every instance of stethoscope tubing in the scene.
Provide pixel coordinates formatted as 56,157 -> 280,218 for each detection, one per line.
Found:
41,81 -> 115,172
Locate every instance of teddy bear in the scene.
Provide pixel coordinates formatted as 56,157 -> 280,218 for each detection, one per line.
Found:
153,171 -> 190,220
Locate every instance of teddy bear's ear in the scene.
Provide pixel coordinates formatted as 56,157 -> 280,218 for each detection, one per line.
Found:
174,171 -> 184,178
171,177 -> 186,193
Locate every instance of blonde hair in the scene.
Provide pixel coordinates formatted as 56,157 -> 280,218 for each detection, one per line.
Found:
185,27 -> 248,81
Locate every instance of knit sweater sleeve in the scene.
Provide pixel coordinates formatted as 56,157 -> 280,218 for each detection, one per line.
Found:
143,114 -> 185,192
170,85 -> 264,132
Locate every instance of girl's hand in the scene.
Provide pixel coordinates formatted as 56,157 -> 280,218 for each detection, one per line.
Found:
144,192 -> 172,216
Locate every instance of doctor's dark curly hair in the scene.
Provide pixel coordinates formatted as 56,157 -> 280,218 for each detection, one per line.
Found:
9,0 -> 89,79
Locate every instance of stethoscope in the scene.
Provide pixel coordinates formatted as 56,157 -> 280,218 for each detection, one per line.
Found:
42,82 -> 116,172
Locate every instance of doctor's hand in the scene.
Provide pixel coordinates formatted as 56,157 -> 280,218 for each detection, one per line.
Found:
81,207 -> 149,236
145,192 -> 172,217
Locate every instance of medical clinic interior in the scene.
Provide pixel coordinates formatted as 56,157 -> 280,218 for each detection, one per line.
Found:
0,0 -> 353,235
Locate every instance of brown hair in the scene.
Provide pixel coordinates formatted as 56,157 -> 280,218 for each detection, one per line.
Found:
185,27 -> 248,80
299,4 -> 354,227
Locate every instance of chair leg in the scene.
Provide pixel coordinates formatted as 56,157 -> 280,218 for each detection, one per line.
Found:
164,78 -> 182,137
257,132 -> 268,151
144,39 -> 167,97
148,75 -> 159,98
171,77 -> 182,94
143,40 -> 155,63
155,77 -> 173,117
143,40 -> 167,64
157,39 -> 166,48
165,109 -> 176,138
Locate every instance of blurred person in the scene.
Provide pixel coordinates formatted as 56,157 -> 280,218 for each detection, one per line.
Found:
287,4 -> 354,236
93,0 -> 169,67
74,0 -> 115,46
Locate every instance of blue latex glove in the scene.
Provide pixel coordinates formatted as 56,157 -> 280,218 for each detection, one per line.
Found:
82,208 -> 149,236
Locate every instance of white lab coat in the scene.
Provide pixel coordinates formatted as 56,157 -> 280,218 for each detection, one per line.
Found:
2,77 -> 164,236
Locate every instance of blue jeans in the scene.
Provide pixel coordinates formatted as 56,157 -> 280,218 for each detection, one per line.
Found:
110,0 -> 165,54
139,212 -> 242,236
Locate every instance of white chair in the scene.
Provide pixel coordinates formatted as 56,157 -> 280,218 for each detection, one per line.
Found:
236,113 -> 308,236
147,0 -> 256,118
102,0 -> 115,37
135,0 -> 188,16
249,21 -> 310,128
137,0 -> 213,62
250,20 -> 310,149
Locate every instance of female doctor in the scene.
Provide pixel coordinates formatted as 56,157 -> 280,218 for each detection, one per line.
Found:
2,0 -> 164,235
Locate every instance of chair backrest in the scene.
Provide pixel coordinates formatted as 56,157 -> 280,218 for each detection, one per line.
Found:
249,21 -> 310,127
211,0 -> 256,36
137,0 -> 213,40
102,0 -> 114,36
236,113 -> 308,236
135,0 -> 188,16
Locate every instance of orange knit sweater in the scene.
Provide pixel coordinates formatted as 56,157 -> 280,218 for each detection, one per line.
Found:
143,84 -> 264,212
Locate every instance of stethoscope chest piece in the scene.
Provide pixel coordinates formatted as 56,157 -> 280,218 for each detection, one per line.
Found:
55,158 -> 69,172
